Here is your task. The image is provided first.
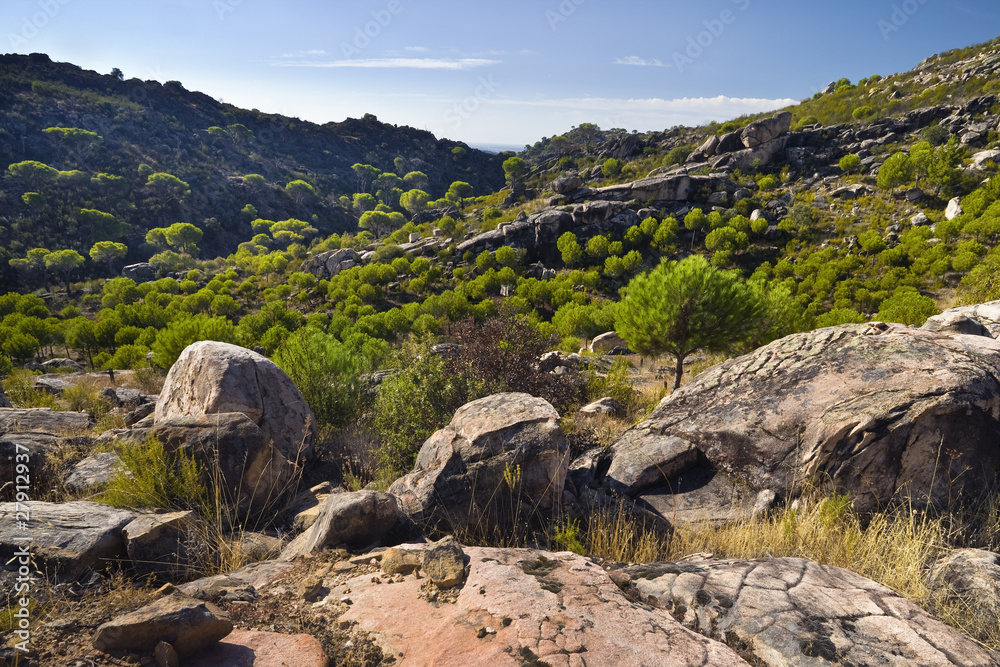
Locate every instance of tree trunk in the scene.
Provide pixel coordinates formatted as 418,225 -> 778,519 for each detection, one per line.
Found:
673,354 -> 685,391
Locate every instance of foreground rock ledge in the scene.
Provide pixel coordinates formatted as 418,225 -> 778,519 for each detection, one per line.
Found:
617,556 -> 998,667
336,546 -> 749,666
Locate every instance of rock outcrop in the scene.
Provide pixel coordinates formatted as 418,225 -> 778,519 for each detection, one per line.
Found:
924,300 -> 1000,338
617,555 -> 999,666
607,323 -> 1000,513
389,393 -> 570,532
154,341 -> 316,462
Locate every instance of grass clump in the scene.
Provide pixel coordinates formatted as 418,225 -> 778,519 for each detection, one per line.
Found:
2,369 -> 59,409
100,433 -> 211,511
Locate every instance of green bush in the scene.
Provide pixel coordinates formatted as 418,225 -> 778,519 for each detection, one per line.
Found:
372,348 -> 472,479
273,327 -> 361,429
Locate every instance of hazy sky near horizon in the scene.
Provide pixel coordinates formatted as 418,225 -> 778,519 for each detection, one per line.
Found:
3,0 -> 999,148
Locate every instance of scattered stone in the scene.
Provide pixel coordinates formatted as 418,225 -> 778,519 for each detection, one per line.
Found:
151,412 -> 298,518
33,376 -> 71,395
423,538 -> 466,589
921,312 -> 992,337
621,556 -> 998,667
946,196 -> 964,220
381,547 -> 423,576
123,511 -> 198,580
125,402 -> 155,427
551,173 -> 583,194
41,358 -> 84,373
297,574 -> 325,602
0,408 -> 91,434
154,341 -> 316,463
154,640 -> 179,667
93,593 -> 232,655
389,393 -> 570,533
121,263 -> 156,283
928,549 -> 1000,621
589,331 -> 628,354
970,148 -> 1000,169
740,111 -> 793,148
178,561 -> 293,602
911,212 -> 930,226
279,490 -> 399,560
906,187 -> 925,202
579,397 -> 626,418
63,452 -> 121,494
923,300 -> 1000,338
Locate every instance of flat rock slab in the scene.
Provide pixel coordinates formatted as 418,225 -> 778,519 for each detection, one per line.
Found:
336,546 -> 748,666
0,501 -> 136,579
185,629 -> 327,667
179,560 -> 295,602
93,593 -> 232,655
619,556 -> 998,667
0,408 -> 91,434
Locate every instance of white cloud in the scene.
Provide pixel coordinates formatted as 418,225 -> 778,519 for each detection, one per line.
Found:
614,56 -> 666,67
272,57 -> 500,70
403,46 -> 430,52
278,49 -> 327,59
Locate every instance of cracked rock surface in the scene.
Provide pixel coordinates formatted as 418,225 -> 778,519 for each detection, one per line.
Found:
608,324 -> 1000,512
335,546 -> 749,666
618,556 -> 999,667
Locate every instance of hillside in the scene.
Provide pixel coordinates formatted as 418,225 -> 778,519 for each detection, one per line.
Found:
0,53 -> 506,285
4,35 -> 1000,667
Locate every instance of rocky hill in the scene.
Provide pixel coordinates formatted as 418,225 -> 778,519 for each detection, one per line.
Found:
0,53 -> 506,281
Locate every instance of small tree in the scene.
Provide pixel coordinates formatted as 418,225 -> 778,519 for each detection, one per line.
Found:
876,152 -> 913,194
399,189 -> 430,216
503,156 -> 527,189
557,232 -> 583,266
616,255 -> 764,390
44,249 -> 85,296
446,181 -> 474,207
90,241 -> 128,275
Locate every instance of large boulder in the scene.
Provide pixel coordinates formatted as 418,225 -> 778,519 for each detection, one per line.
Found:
389,393 -> 570,532
123,511 -> 199,580
63,451 -> 121,494
607,323 -> 1000,512
121,262 -> 155,283
336,546 -> 749,665
0,501 -> 136,580
551,172 -> 583,194
155,341 -> 316,462
151,412 -> 299,517
740,111 -> 793,148
618,556 -> 998,666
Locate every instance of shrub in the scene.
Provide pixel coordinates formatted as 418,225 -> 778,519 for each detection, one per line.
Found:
273,327 -> 361,429
839,154 -> 862,174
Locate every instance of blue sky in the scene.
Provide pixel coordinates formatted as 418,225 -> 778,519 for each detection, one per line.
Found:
4,0 -> 1000,149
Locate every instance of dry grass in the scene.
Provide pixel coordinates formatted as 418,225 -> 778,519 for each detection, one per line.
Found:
579,491 -> 1000,651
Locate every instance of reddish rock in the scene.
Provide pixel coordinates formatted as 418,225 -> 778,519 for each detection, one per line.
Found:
186,629 -> 327,667
336,546 -> 748,666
